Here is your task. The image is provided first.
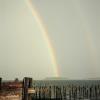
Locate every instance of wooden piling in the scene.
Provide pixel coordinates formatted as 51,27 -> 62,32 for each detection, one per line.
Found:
0,78 -> 2,90
22,77 -> 33,100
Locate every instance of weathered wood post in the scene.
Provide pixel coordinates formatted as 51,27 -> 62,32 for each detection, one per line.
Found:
28,78 -> 33,100
22,77 -> 29,100
0,78 -> 2,90
22,77 -> 33,100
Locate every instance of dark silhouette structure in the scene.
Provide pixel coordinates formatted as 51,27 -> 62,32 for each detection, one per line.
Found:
22,77 -> 33,100
0,78 -> 2,90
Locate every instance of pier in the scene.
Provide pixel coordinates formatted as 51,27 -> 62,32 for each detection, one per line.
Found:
0,77 -> 100,100
23,78 -> 100,100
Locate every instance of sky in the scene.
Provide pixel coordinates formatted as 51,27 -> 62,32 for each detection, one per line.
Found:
0,0 -> 100,80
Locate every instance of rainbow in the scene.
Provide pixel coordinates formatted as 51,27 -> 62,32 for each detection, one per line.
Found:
26,0 -> 60,77
74,1 -> 98,76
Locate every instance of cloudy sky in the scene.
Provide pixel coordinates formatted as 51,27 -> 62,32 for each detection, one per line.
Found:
0,0 -> 100,80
